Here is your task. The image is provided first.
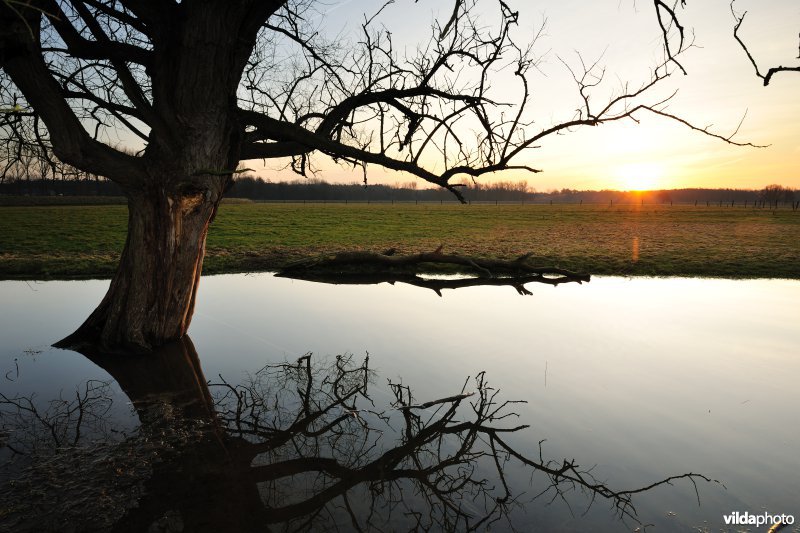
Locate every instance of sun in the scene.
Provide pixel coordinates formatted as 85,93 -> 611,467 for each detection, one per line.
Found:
615,163 -> 664,191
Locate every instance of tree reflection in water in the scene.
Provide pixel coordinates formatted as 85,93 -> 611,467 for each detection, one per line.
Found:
1,338 -> 711,532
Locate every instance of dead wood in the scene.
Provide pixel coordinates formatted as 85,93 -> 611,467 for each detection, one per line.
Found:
276,248 -> 590,295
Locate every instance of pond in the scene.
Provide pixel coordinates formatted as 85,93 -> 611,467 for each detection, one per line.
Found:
1,274 -> 799,532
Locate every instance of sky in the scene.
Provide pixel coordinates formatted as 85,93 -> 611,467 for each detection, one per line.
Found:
253,0 -> 799,191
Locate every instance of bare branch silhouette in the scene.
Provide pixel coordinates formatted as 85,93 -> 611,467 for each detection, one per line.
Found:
654,1 -> 798,86
730,2 -> 800,86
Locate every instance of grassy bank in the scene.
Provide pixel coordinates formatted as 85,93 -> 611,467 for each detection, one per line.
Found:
1,202 -> 798,279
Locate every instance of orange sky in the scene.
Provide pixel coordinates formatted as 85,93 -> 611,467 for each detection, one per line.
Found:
253,0 -> 799,191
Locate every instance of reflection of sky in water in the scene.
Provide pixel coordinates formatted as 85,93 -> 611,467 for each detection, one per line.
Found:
2,275 -> 799,531
1,280 -> 121,408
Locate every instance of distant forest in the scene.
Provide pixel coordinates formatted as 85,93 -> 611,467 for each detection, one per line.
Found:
1,175 -> 797,205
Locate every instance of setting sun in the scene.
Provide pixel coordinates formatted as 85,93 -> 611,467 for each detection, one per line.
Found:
615,163 -> 664,191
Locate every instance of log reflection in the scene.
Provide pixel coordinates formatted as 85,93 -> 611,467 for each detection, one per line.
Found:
1,339 -> 710,532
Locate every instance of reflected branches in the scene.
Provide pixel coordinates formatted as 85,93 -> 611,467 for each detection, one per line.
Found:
0,379 -> 114,455
1,340 -> 716,532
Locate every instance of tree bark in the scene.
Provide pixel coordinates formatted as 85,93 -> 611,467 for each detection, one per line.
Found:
55,185 -> 222,352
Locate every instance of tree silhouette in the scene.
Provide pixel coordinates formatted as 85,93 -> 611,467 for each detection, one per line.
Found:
0,1 -> 753,351
759,184 -> 795,207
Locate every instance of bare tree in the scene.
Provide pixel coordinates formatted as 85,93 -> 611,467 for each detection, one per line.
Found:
760,183 -> 795,207
0,1 -> 751,351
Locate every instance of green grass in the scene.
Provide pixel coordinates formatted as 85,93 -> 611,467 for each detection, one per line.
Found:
1,202 -> 799,279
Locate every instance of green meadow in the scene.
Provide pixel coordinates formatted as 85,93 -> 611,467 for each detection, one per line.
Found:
1,201 -> 798,279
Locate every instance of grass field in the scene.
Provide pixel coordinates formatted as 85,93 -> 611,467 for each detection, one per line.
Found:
1,202 -> 798,279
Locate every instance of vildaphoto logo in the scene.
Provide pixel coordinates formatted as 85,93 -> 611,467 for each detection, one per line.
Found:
722,511 -> 794,528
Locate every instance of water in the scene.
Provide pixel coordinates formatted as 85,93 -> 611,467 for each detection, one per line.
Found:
1,274 -> 799,532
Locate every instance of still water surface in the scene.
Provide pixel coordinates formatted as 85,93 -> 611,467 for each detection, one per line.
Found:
1,274 -> 798,531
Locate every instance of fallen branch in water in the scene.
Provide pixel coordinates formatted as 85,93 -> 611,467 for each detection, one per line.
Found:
276,248 -> 590,295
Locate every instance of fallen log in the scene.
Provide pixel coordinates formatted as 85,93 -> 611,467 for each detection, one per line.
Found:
275,248 -> 590,295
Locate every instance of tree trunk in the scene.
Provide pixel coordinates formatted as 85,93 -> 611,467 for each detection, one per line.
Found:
55,185 -> 222,352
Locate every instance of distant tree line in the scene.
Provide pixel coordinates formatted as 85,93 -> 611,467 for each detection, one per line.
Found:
0,173 -> 796,205
0,175 -> 123,196
228,178 -> 800,205
544,185 -> 797,206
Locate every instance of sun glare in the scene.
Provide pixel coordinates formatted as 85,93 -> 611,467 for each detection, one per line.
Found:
616,163 -> 664,191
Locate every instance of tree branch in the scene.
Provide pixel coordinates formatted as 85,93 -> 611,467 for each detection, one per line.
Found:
44,1 -> 151,66
1,4 -> 146,186
731,3 -> 800,86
